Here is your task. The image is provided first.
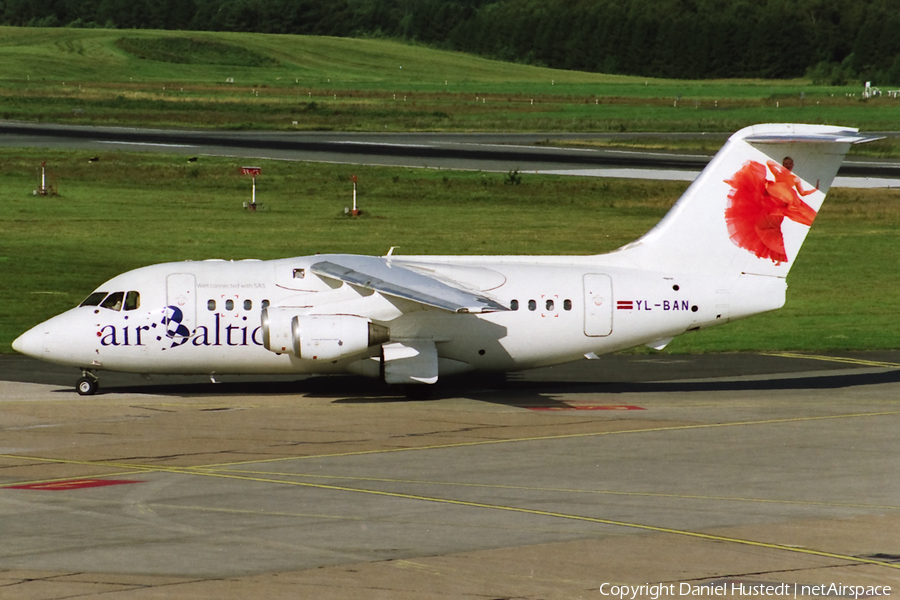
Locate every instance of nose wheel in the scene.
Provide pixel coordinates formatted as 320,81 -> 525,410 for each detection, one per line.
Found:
77,371 -> 99,396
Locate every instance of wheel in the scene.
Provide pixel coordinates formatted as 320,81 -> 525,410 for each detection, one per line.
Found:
76,376 -> 98,396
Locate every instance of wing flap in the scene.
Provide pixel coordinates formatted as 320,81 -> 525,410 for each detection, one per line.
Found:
311,256 -> 508,314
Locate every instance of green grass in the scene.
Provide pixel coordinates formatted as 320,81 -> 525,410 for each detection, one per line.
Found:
2,27 -> 900,133
1,148 -> 898,354
113,37 -> 280,67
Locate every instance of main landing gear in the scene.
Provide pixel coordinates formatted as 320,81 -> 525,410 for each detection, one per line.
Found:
77,370 -> 99,396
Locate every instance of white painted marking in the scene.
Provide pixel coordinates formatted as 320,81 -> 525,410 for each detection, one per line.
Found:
536,168 -> 900,188
96,141 -> 197,148
537,168 -> 700,182
832,176 -> 900,188
334,141 -> 432,148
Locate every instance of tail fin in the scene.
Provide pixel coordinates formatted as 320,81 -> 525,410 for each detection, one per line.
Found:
614,124 -> 876,278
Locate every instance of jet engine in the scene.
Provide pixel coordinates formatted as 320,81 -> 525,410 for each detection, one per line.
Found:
261,308 -> 389,361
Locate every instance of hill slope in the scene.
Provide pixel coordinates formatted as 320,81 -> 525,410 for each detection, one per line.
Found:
0,27 -> 639,87
3,27 -> 897,133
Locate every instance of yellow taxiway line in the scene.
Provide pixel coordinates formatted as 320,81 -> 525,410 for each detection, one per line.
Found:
761,352 -> 900,370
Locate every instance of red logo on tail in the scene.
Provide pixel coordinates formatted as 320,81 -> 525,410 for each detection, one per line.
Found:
724,159 -> 818,264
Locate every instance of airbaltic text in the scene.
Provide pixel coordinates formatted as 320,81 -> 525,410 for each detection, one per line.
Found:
98,312 -> 263,349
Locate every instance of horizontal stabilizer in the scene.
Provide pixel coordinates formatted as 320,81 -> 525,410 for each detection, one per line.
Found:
311,256 -> 509,313
744,132 -> 882,145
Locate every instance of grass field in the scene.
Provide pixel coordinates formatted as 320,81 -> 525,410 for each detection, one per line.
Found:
1,28 -> 897,356
3,27 -> 900,137
2,148 -> 898,354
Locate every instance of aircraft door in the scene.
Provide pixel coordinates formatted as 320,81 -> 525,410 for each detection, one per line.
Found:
583,274 -> 612,337
166,273 -> 196,343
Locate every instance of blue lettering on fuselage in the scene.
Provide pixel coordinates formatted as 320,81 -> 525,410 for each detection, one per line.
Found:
666,300 -> 690,311
630,300 -> 691,311
163,306 -> 191,348
99,306 -> 264,350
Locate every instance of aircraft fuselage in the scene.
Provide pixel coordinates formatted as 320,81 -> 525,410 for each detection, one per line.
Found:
20,254 -> 735,378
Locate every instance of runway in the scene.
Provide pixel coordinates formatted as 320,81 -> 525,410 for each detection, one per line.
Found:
2,352 -> 899,599
3,122 -> 900,187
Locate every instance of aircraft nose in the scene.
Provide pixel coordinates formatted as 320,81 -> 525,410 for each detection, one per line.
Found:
12,326 -> 45,359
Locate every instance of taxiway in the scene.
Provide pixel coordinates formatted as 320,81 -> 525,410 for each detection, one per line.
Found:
2,352 -> 899,599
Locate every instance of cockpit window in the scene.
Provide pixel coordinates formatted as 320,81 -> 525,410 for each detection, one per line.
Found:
124,291 -> 140,311
80,292 -> 108,307
100,292 -> 125,311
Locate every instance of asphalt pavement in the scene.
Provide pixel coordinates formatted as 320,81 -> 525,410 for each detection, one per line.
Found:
1,352 -> 899,599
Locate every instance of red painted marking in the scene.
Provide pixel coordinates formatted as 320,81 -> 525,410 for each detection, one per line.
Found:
241,167 -> 261,176
528,405 -> 645,411
617,301 -> 634,310
9,479 -> 142,491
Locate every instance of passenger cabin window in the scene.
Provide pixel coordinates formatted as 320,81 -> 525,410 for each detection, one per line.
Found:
225,299 -> 234,311
80,291 -> 108,307
244,299 -> 252,311
262,299 -> 270,309
293,268 -> 305,279
124,291 -> 140,311
528,299 -> 537,311
545,299 -> 555,311
563,299 -> 572,311
510,299 -> 519,311
208,299 -> 216,311
100,292 -> 125,311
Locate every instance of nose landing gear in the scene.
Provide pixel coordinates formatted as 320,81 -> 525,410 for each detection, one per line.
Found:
77,370 -> 99,396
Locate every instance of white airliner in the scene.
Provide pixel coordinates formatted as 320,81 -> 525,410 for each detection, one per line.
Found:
13,124 -> 874,395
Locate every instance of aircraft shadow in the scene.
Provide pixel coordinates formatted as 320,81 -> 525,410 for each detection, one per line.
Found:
6,358 -> 896,408
85,368 -> 898,409
331,369 -> 900,408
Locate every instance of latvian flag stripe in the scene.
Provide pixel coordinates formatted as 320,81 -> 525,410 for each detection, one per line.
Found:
617,301 -> 634,310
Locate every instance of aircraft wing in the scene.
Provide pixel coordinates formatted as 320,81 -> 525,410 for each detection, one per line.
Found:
310,256 -> 509,314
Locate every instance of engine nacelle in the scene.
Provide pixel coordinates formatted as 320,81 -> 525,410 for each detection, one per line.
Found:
261,309 -> 389,361
261,307 -> 297,354
293,315 -> 390,361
